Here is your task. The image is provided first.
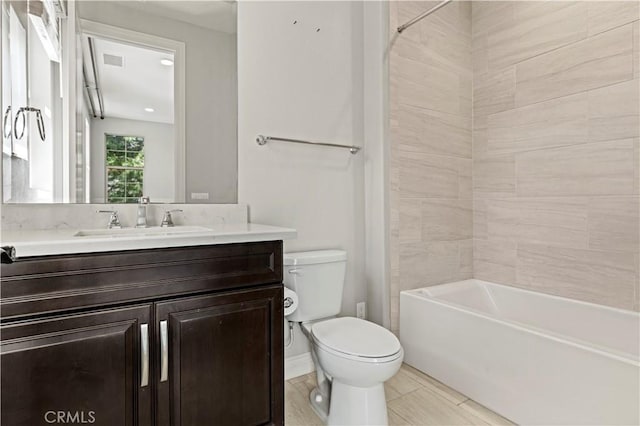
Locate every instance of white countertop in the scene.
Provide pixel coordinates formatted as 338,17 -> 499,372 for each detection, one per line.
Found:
1,223 -> 297,258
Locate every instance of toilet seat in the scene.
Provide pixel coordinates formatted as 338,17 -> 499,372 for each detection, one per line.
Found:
310,317 -> 402,363
315,340 -> 404,364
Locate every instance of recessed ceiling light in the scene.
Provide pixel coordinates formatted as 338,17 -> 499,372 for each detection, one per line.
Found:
160,59 -> 174,66
144,107 -> 154,112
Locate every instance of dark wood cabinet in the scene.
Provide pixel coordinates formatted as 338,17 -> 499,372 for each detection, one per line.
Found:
0,242 -> 284,426
1,305 -> 153,426
156,287 -> 283,426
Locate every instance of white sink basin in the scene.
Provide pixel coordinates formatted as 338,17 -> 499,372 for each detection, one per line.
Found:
74,226 -> 213,238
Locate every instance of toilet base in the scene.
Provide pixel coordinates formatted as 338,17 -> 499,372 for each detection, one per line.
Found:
326,380 -> 389,426
309,387 -> 329,423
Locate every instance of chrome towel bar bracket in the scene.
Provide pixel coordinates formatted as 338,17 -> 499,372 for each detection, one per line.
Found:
256,135 -> 361,154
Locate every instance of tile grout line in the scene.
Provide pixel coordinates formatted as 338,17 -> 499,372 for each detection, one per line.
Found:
501,18 -> 638,72
476,74 -> 636,118
481,134 -> 640,160
456,397 -> 471,406
388,406 -> 413,426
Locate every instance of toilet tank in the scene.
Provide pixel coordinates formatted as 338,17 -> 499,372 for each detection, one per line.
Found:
283,250 -> 347,323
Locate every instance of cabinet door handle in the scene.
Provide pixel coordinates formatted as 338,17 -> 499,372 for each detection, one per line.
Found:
140,323 -> 149,387
160,320 -> 168,382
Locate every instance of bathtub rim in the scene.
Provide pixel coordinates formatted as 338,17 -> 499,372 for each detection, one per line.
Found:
418,279 -> 639,318
400,281 -> 640,367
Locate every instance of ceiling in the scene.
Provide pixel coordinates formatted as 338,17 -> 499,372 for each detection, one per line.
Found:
84,36 -> 175,124
121,1 -> 237,34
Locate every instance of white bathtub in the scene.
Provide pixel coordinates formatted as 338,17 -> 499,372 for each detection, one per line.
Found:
400,279 -> 640,425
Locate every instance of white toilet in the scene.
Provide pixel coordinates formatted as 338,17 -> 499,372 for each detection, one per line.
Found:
284,250 -> 403,426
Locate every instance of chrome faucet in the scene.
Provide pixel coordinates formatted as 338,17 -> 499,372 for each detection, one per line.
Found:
98,210 -> 122,229
161,209 -> 183,227
136,196 -> 150,228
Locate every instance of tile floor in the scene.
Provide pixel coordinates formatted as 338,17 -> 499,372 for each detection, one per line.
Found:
285,363 -> 515,425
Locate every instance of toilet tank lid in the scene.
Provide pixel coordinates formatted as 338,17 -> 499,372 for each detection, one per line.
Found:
284,250 -> 347,266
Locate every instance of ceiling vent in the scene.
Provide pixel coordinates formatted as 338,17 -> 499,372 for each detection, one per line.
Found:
103,54 -> 124,67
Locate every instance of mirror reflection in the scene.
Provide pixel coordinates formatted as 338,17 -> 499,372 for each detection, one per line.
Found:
80,19 -> 178,203
1,0 -> 238,204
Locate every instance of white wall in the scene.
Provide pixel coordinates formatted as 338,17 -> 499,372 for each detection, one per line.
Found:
363,1 -> 390,328
90,117 -> 175,203
78,1 -> 237,203
238,1 -> 367,357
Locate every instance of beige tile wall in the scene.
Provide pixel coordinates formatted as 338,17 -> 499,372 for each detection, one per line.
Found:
389,1 -> 473,333
390,1 -> 640,332
472,1 -> 640,311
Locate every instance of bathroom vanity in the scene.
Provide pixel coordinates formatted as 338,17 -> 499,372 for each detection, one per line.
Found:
0,225 -> 295,425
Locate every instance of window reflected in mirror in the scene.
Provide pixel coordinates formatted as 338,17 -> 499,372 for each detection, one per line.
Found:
105,134 -> 144,204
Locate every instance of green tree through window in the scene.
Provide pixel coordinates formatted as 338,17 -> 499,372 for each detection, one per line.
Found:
105,134 -> 145,203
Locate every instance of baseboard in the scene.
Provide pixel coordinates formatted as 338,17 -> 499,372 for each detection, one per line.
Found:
284,352 -> 315,380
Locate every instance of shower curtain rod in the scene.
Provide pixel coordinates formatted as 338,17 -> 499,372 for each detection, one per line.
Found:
397,0 -> 453,33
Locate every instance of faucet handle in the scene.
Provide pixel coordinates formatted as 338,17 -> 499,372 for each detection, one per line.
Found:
97,210 -> 122,229
161,209 -> 183,227
138,196 -> 150,204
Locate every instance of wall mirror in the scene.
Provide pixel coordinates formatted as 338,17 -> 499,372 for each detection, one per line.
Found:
1,0 -> 238,204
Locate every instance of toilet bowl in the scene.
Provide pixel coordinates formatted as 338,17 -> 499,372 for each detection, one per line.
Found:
303,317 -> 404,425
283,250 -> 403,425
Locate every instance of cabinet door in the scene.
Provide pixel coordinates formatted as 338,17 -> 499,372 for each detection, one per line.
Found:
1,305 -> 152,426
155,285 -> 283,426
